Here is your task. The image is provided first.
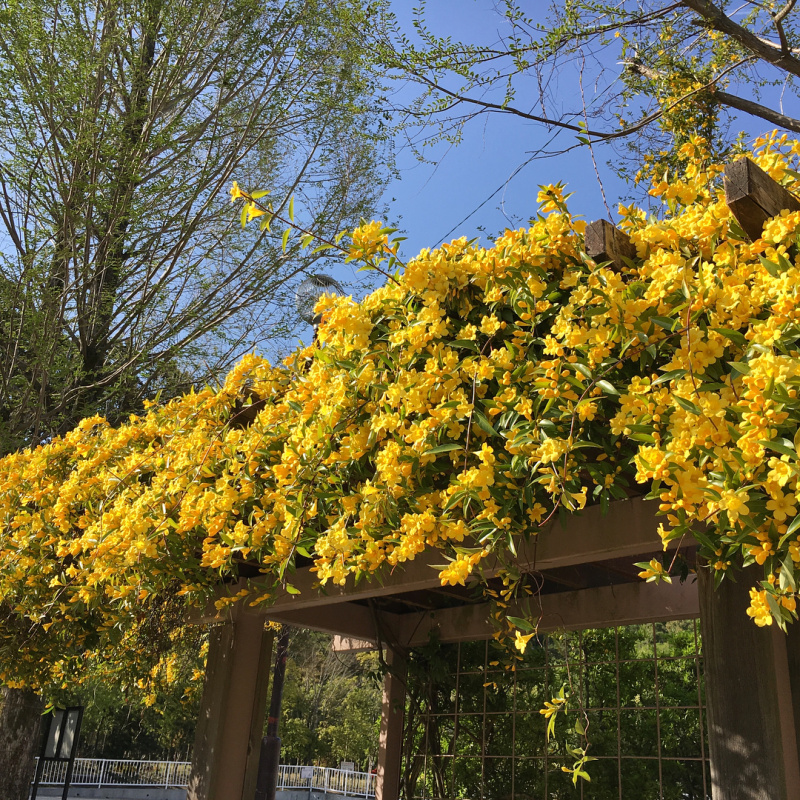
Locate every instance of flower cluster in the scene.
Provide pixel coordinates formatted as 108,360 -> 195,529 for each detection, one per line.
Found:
3,133 -> 800,687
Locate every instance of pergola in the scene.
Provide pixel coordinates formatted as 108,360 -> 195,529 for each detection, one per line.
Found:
183,160 -> 800,800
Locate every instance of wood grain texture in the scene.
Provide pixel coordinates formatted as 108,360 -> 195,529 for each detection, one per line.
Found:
724,157 -> 800,241
698,564 -> 800,799
585,219 -> 637,268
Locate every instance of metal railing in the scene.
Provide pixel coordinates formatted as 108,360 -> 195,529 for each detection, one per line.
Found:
33,758 -> 192,788
277,765 -> 376,797
33,758 -> 375,796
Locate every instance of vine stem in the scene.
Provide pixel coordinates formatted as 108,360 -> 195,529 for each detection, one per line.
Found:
241,190 -> 403,286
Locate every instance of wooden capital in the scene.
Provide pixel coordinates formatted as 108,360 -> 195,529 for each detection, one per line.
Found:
724,157 -> 800,241
585,219 -> 636,269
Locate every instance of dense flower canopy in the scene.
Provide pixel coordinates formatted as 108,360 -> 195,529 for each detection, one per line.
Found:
3,134 -> 800,688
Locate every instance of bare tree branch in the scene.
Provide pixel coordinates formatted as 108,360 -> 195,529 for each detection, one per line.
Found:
681,0 -> 800,76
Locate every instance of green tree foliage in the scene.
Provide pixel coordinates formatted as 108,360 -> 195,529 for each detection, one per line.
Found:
0,0 -> 385,455
373,0 -> 800,176
280,629 -> 381,770
65,627 -> 207,761
0,1 -> 385,792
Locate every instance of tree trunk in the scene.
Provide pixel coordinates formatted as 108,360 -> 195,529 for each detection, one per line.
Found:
0,687 -> 44,800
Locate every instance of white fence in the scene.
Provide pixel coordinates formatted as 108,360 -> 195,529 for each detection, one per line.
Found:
34,759 -> 191,788
33,759 -> 376,797
277,765 -> 376,798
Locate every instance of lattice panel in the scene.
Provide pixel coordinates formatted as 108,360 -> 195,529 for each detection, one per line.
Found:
404,620 -> 710,800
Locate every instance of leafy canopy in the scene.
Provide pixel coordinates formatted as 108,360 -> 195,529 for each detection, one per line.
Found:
0,0 -> 384,454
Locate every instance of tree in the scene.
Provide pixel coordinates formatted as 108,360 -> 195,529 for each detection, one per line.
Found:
399,623 -> 706,800
371,0 -> 800,177
280,629 -> 381,769
0,0 -> 384,456
0,0 -> 385,793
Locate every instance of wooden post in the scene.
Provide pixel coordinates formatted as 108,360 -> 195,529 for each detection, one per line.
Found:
724,157 -> 800,241
188,612 -> 274,800
376,649 -> 406,800
698,565 -> 800,799
585,219 -> 636,269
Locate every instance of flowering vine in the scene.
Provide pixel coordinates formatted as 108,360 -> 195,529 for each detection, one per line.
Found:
2,134 -> 800,691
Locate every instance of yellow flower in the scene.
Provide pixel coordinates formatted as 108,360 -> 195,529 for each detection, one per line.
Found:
766,490 -> 796,523
637,558 -> 672,583
245,202 -> 266,222
350,220 -> 389,259
746,589 -> 773,627
537,183 -> 567,213
230,181 -> 247,202
513,630 -> 535,653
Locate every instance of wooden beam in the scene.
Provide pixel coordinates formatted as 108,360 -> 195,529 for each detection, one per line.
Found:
257,497 -> 667,613
332,578 -> 698,650
375,649 -> 405,800
724,157 -> 800,241
585,219 -> 637,268
264,602 -> 398,643
193,497 -> 677,627
188,614 -> 274,800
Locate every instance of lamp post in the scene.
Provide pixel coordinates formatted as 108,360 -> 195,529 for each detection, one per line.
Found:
255,625 -> 291,800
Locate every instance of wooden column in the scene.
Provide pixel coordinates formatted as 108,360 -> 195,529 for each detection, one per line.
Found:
188,612 -> 274,800
376,649 -> 406,800
698,565 -> 800,799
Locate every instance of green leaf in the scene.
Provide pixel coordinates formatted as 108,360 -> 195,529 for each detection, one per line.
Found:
424,443 -> 463,455
473,410 -> 499,437
251,189 -> 269,199
692,528 -> 718,553
282,228 -> 291,252
673,396 -> 702,415
596,380 -> 619,396
712,327 -> 746,346
507,615 -> 535,632
759,439 -> 796,459
284,584 -> 301,595
650,316 -> 678,331
728,361 -> 750,375
652,369 -> 687,386
759,255 -> 784,276
765,590 -> 782,620
780,556 -> 796,592
288,195 -> 295,222
783,514 -> 800,541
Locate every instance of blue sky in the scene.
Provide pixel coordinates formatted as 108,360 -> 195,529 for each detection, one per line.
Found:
294,0 -> 798,344
375,0 -> 796,260
379,0 -> 632,258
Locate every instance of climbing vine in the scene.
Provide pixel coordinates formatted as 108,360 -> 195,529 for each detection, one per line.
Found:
2,134 -> 800,691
